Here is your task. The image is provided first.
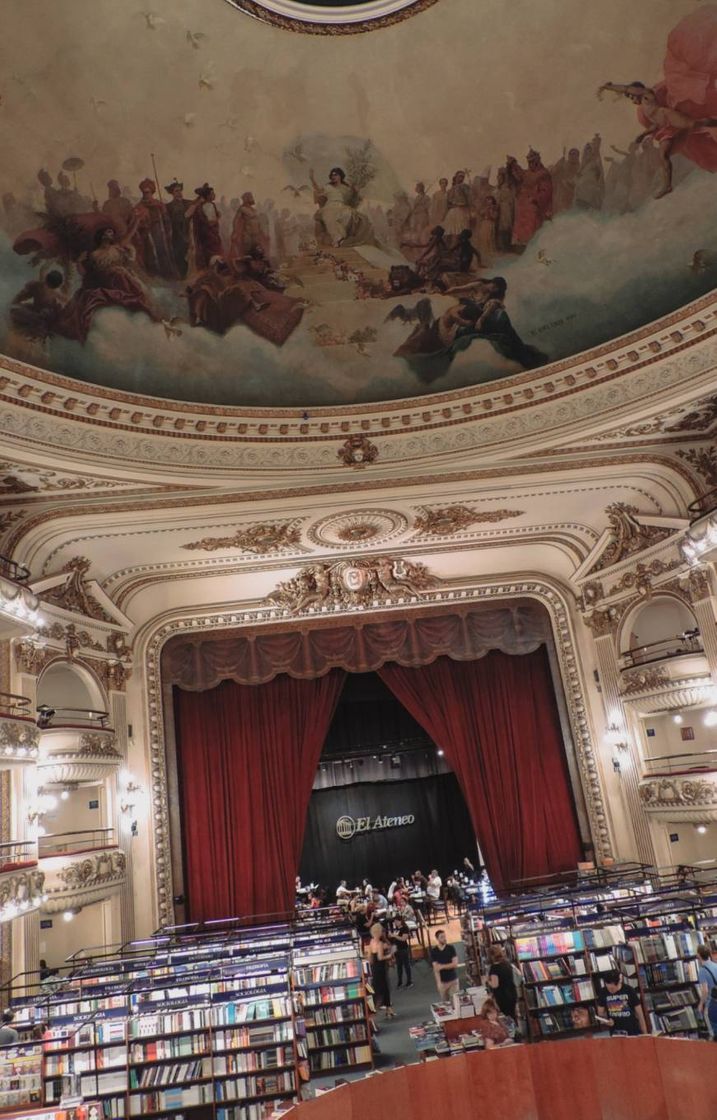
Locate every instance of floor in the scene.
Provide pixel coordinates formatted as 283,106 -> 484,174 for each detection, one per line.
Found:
307,916 -> 467,1094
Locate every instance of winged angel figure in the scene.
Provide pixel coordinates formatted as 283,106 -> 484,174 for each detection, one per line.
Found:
598,5 -> 717,197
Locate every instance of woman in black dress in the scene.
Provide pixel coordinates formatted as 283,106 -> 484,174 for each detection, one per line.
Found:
488,944 -> 517,1020
369,922 -> 396,1018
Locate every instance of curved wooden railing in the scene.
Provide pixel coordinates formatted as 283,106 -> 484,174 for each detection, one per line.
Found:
293,1037 -> 717,1119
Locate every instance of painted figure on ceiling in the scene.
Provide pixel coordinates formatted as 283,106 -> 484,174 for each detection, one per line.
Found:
187,183 -> 224,274
133,178 -> 175,279
229,191 -> 269,264
597,4 -> 717,197
164,179 -> 191,279
443,170 -> 473,242
310,166 -> 375,248
507,150 -> 553,247
101,180 -> 133,237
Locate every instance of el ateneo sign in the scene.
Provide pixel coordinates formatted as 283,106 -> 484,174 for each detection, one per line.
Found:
336,813 -> 415,841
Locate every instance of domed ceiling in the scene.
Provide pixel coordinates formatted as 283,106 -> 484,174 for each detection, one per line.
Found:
1,0 -> 717,409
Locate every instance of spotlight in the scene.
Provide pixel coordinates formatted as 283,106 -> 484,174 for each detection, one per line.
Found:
62,910 -> 75,923
60,790 -> 70,801
696,824 -> 708,835
437,749 -> 445,757
704,711 -> 717,728
673,714 -> 683,725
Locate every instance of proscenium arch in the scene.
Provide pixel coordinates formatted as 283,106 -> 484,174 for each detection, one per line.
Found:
136,577 -> 613,928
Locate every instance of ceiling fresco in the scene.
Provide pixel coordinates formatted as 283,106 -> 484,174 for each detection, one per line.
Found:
1,0 -> 717,409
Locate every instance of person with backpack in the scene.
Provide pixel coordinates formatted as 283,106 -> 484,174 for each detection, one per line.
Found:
697,943 -> 717,1040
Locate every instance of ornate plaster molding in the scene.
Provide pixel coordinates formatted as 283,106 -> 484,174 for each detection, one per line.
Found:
639,774 -> 717,821
39,558 -> 116,623
412,505 -> 524,536
588,504 -> 674,574
266,555 -> 440,613
0,868 -> 45,921
0,718 -> 40,759
621,677 -> 715,714
0,298 -> 716,471
42,850 -> 126,913
620,666 -> 671,696
181,520 -> 304,555
141,577 -> 614,927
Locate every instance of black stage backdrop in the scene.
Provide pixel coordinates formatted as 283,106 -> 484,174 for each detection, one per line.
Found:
299,773 -> 476,891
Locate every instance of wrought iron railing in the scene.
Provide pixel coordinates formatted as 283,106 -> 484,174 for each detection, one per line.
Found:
0,840 -> 37,871
643,749 -> 717,776
36,705 -> 110,729
621,629 -> 702,668
0,691 -> 32,716
688,486 -> 717,521
0,554 -> 30,583
38,827 -> 116,858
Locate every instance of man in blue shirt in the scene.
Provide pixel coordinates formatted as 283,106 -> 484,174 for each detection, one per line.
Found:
697,944 -> 717,1039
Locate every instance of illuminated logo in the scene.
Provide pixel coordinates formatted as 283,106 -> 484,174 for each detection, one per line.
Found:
335,813 -> 414,841
336,815 -> 357,840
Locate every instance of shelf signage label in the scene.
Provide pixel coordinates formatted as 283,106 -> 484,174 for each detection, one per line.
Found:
336,813 -> 415,840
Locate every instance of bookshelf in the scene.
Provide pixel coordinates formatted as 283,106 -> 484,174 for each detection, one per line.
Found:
0,1040 -> 43,1113
292,942 -> 372,1077
6,917 -> 364,1117
624,924 -> 703,1037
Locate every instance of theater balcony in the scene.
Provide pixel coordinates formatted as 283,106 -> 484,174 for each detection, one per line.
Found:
0,841 -> 44,922
683,486 -> 717,562
619,639 -> 709,700
638,752 -> 717,822
37,707 -> 121,785
0,556 -> 40,640
0,692 -> 40,765
39,830 -> 126,914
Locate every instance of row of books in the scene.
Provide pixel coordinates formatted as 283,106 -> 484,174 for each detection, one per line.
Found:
527,979 -> 596,1008
629,930 -> 702,964
308,1044 -> 372,1072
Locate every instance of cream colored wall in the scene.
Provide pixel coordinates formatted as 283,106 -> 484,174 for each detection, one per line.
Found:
41,784 -> 107,838
640,709 -> 717,765
39,898 -> 115,970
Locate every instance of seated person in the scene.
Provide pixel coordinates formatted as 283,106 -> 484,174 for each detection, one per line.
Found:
474,997 -> 510,1049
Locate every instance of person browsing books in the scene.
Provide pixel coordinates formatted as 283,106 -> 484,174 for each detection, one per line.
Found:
596,970 -> 647,1036
474,997 -> 509,1049
431,928 -> 459,1001
487,945 -> 518,1021
697,943 -> 717,1039
369,922 -> 396,1018
0,1009 -> 19,1045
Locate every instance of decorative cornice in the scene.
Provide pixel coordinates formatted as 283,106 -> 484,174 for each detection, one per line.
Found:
42,850 -> 126,913
606,557 -> 682,599
337,434 -> 379,468
639,775 -> 717,812
582,603 -> 628,638
0,298 -> 716,472
0,719 -> 40,756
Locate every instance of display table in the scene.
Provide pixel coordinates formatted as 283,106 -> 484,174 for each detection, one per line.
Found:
289,1037 -> 717,1119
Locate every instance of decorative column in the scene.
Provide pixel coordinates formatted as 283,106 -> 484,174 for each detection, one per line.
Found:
110,688 -> 135,946
586,610 -> 657,867
681,568 -> 717,690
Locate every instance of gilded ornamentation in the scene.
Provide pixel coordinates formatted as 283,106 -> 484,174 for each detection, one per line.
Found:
577,580 -> 604,612
181,521 -> 302,554
0,720 -> 39,751
620,666 -> 671,694
94,659 -> 129,692
41,557 -> 116,623
665,395 -> 717,433
78,733 -> 121,759
590,503 -> 673,572
582,604 -> 626,637
55,851 -> 126,891
337,434 -> 379,468
607,557 -> 682,597
267,555 -> 439,613
679,567 -> 712,603
413,505 -> 524,536
0,511 -> 24,536
14,640 -> 51,676
677,444 -> 717,485
0,462 -> 130,494
0,869 -> 45,912
639,776 -> 717,807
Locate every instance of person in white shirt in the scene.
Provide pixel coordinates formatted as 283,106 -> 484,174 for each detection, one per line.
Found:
427,869 -> 442,920
336,880 -> 352,903
387,879 -> 398,902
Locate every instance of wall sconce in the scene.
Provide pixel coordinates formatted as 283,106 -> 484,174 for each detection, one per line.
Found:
120,772 -> 142,835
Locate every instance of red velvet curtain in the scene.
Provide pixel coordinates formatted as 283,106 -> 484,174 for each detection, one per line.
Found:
378,647 -> 582,892
174,671 -> 345,922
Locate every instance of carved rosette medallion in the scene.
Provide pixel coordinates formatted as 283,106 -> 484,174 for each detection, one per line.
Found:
307,509 -> 408,550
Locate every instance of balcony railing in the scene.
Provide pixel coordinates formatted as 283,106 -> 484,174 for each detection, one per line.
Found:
621,629 -> 702,668
38,827 -> 115,858
0,554 -> 30,583
36,706 -> 110,730
0,840 -> 37,873
688,486 -> 717,522
0,691 -> 31,717
643,749 -> 717,776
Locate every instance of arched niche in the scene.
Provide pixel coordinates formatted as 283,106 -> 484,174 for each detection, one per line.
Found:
620,595 -> 698,657
37,659 -> 106,714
